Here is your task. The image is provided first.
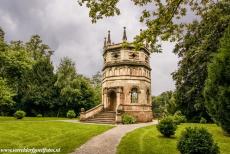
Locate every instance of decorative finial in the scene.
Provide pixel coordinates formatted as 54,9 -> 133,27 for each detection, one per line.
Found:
122,27 -> 127,41
104,37 -> 107,48
107,30 -> 111,45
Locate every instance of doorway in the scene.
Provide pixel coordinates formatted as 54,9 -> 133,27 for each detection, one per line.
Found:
108,91 -> 116,111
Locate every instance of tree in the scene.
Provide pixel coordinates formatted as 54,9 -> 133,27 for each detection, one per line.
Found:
55,57 -> 98,115
204,26 -> 230,134
0,78 -> 15,116
172,2 -> 230,122
152,91 -> 177,117
91,71 -> 102,104
19,58 -> 56,116
78,0 -> 218,52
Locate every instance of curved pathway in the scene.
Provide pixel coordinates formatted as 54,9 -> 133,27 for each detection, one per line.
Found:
70,120 -> 158,154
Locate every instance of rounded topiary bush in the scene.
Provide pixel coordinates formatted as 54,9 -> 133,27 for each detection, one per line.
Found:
67,110 -> 76,119
37,114 -> 42,118
177,127 -> 219,154
14,110 -> 26,119
122,114 -> 136,124
157,116 -> 177,137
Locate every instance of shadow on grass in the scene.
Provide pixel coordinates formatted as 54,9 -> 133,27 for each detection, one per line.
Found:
157,135 -> 177,139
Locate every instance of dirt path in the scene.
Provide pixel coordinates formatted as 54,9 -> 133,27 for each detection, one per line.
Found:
70,120 -> 158,154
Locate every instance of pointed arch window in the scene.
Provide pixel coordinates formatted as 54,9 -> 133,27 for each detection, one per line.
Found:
131,88 -> 138,103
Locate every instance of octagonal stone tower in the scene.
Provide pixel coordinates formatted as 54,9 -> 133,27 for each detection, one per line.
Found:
102,27 -> 153,122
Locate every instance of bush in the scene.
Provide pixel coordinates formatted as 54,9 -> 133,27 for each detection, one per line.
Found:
14,110 -> 26,119
200,117 -> 207,124
177,127 -> 219,154
174,110 -> 183,116
122,114 -> 136,124
173,115 -> 187,125
157,116 -> 177,137
66,110 -> 76,119
37,114 -> 42,117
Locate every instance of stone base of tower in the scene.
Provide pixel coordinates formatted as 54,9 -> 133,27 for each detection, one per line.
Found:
123,111 -> 153,122
117,104 -> 153,122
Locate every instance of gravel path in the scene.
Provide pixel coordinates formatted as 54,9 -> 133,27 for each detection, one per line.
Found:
70,120 -> 158,154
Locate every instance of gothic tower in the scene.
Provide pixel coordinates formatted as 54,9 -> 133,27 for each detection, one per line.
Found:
102,27 -> 153,122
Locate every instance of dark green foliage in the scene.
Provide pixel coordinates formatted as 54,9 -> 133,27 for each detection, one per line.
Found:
19,58 -> 56,116
200,117 -> 207,124
36,114 -> 42,117
152,91 -> 177,118
177,127 -> 219,154
55,57 -> 98,116
204,26 -> 230,134
157,116 -> 177,137
0,29 -> 101,117
0,78 -> 15,116
172,2 -> 230,122
173,115 -> 187,125
67,110 -> 76,119
14,110 -> 26,119
121,114 -> 136,124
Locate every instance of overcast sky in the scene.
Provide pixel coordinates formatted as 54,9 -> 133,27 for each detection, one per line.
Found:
0,0 -> 179,96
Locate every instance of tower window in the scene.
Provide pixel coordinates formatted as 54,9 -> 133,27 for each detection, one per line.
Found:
112,52 -> 120,60
131,88 -> 138,103
129,52 -> 139,60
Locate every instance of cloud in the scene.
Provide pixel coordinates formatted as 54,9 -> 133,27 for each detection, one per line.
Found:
0,0 -> 179,95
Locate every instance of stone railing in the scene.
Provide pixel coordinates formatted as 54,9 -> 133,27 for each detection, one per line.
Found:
80,104 -> 104,121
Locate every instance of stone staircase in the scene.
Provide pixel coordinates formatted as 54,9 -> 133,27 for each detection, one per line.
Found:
83,111 -> 116,124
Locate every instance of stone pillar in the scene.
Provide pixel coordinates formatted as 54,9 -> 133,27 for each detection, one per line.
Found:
103,88 -> 108,109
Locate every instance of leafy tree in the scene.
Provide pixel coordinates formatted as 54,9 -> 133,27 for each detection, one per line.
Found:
55,57 -> 98,115
0,78 -> 15,116
91,71 -> 102,104
172,2 -> 230,122
78,0 -> 219,52
19,58 -> 56,116
152,91 -> 177,117
204,26 -> 230,134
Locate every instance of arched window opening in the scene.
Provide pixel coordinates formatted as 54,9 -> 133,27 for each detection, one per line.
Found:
131,88 -> 138,103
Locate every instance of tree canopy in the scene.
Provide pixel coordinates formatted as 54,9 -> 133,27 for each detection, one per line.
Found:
78,0 -> 220,52
0,29 -> 101,117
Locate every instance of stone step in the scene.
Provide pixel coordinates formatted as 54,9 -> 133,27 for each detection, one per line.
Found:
95,115 -> 115,118
84,121 -> 115,124
83,111 -> 116,124
93,117 -> 115,120
86,119 -> 115,122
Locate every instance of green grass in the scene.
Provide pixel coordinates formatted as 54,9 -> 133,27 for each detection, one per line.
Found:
0,116 -> 70,121
0,118 -> 113,154
117,123 -> 230,154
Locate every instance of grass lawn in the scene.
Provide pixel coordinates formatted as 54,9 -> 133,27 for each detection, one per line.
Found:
117,123 -> 230,154
0,116 -> 72,121
0,117 -> 113,154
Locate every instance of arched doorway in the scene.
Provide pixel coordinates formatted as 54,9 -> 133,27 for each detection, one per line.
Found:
108,91 -> 116,111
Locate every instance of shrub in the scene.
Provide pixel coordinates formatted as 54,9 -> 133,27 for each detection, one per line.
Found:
37,114 -> 42,117
173,115 -> 187,125
66,110 -> 76,119
157,116 -> 177,137
177,127 -> 219,154
200,117 -> 207,124
14,110 -> 26,119
174,110 -> 183,116
122,114 -> 136,124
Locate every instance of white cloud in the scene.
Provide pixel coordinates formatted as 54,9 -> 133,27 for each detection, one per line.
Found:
0,0 -> 179,95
